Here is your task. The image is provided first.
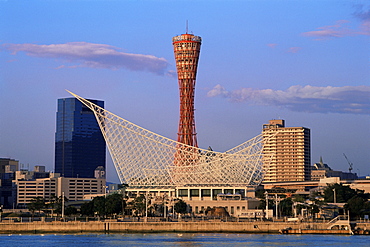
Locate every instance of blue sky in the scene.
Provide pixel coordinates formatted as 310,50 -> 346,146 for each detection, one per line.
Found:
1,0 -> 369,183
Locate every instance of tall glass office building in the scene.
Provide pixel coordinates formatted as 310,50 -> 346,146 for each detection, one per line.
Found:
55,98 -> 106,178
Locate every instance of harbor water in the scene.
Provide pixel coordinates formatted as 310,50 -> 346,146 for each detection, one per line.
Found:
0,233 -> 369,247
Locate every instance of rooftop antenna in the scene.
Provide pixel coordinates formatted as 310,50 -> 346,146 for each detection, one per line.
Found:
186,20 -> 188,34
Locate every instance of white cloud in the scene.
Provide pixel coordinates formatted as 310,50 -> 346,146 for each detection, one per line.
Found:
267,43 -> 278,48
302,19 -> 370,40
302,20 -> 356,40
207,84 -> 370,115
166,70 -> 177,78
287,47 -> 302,53
3,42 -> 169,75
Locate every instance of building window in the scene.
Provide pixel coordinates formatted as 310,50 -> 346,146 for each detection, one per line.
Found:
224,189 -> 233,194
178,189 -> 188,197
201,189 -> 211,197
190,189 -> 199,197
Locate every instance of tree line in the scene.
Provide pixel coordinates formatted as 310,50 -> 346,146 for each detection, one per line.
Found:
256,183 -> 370,219
27,183 -> 369,220
27,192 -> 188,218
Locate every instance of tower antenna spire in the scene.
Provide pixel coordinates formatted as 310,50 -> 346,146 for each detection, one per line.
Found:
186,20 -> 188,34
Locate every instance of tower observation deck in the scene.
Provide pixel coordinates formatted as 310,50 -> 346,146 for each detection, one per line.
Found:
172,33 -> 202,147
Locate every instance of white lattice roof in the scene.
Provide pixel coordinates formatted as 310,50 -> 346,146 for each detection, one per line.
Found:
68,91 -> 267,188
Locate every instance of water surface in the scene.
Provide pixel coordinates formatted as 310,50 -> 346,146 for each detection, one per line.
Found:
0,233 -> 368,247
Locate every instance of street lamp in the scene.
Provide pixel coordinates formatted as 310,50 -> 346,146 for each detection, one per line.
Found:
61,192 -> 65,219
104,185 -> 107,219
275,194 -> 278,219
0,205 -> 3,222
145,191 -> 149,222
264,191 -> 269,219
333,188 -> 336,204
121,186 -> 126,219
163,193 -> 167,219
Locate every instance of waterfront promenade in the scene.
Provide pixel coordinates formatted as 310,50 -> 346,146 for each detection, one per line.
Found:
1,219 -> 369,234
0,221 -> 312,234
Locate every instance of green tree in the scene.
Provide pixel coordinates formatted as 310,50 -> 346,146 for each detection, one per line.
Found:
257,196 -> 274,210
55,195 -> 69,216
93,196 -> 106,216
344,195 -> 370,219
319,183 -> 370,219
47,194 -> 58,216
292,194 -> 305,203
279,197 -> 293,217
255,189 -> 266,199
64,206 -> 78,216
80,201 -> 94,216
106,193 -> 125,216
174,199 -> 187,215
129,194 -> 152,216
323,183 -> 358,203
28,197 -> 45,216
153,194 -> 169,217
309,190 -> 325,205
80,194 -> 127,218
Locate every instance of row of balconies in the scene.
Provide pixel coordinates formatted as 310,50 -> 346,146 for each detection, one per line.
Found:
69,183 -> 100,187
269,156 -> 307,160
265,171 -> 306,175
68,179 -> 98,183
271,157 -> 307,160
269,142 -> 306,145
68,189 -> 98,192
266,166 -> 307,169
265,175 -> 306,179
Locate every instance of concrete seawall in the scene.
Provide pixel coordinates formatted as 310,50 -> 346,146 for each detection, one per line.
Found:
0,221 -> 343,234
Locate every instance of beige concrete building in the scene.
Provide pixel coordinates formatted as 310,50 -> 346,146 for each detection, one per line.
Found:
57,177 -> 105,201
126,186 -> 264,218
14,167 -> 106,206
262,119 -> 311,183
176,186 -> 260,216
16,176 -> 105,206
16,175 -> 59,207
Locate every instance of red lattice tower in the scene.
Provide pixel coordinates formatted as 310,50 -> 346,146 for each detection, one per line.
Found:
172,33 -> 202,147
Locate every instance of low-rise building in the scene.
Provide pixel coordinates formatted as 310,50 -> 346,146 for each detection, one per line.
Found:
57,177 -> 105,201
311,157 -> 357,181
16,175 -> 59,207
126,186 -> 263,217
14,166 -> 106,207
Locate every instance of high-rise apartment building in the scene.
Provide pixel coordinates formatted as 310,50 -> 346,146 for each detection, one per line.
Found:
54,98 -> 106,178
262,119 -> 311,182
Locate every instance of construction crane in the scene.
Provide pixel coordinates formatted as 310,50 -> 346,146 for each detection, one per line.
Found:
343,153 -> 353,173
